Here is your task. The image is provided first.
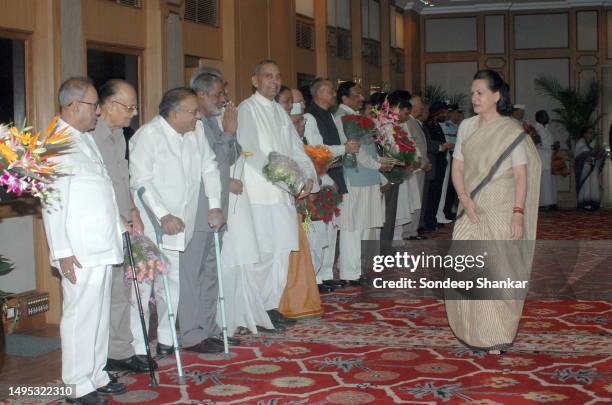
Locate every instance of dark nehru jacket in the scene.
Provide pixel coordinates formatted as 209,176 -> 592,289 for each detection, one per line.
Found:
305,102 -> 348,194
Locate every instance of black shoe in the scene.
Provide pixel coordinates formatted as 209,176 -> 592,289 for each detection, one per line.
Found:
156,342 -> 174,356
105,355 -> 158,373
322,279 -> 345,288
96,381 -> 127,396
257,323 -> 285,333
184,339 -> 224,354
318,283 -> 334,294
267,309 -> 297,325
349,276 -> 370,286
208,335 -> 241,346
66,391 -> 107,405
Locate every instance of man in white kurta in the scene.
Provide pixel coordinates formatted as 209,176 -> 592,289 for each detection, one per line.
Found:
236,60 -> 318,318
129,87 -> 222,355
42,78 -> 126,402
333,83 -> 389,283
575,128 -> 602,210
534,110 -> 557,208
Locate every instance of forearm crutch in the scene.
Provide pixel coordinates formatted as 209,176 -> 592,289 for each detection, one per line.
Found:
136,187 -> 186,385
212,225 -> 230,356
123,232 -> 158,387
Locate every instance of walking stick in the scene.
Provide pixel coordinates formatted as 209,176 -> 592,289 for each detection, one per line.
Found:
123,232 -> 158,387
136,187 -> 186,385
211,221 -> 230,356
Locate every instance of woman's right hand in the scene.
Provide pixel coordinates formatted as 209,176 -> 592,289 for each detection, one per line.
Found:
461,196 -> 479,224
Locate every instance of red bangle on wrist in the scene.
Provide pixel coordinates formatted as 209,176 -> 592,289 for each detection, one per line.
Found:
513,207 -> 524,215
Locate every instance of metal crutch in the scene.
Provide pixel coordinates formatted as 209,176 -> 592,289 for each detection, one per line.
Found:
137,187 -> 186,385
123,232 -> 158,387
211,219 -> 230,356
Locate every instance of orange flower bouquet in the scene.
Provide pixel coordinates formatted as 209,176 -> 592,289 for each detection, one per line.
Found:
304,144 -> 335,177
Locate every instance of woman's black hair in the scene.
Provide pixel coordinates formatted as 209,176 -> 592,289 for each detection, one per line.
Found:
275,85 -> 291,102
473,69 -> 512,116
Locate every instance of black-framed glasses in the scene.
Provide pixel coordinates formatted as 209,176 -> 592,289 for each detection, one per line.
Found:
113,100 -> 138,113
77,100 -> 99,109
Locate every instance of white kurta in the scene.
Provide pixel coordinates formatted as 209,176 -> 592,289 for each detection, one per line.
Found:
535,122 -> 557,206
129,115 -> 221,251
42,120 -> 123,397
237,91 -> 318,309
220,155 -> 275,334
128,115 -> 221,352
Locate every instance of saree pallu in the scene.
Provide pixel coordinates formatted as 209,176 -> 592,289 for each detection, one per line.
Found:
279,215 -> 324,319
445,117 -> 541,351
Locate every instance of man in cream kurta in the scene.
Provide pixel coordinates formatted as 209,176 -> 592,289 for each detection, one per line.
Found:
236,60 -> 318,317
43,78 -> 126,402
534,110 -> 557,208
129,87 -> 222,355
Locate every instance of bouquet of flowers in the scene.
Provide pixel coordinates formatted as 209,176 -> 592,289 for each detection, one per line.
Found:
304,144 -> 335,176
262,151 -> 306,196
124,234 -> 168,283
371,99 -> 417,184
308,185 -> 342,222
0,116 -> 72,202
341,114 -> 377,168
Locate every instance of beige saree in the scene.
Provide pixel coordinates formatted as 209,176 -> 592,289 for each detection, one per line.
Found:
445,116 -> 541,351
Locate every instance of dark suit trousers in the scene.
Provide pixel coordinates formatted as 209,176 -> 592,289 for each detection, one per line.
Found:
424,157 -> 447,229
444,155 -> 458,217
178,230 -> 221,347
381,183 -> 400,251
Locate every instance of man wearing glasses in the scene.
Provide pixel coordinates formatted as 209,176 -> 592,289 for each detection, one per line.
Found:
42,77 -> 127,404
90,79 -> 158,376
128,87 -> 223,359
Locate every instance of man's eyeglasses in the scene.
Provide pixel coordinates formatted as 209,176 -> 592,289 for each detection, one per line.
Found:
77,100 -> 99,109
113,100 -> 138,113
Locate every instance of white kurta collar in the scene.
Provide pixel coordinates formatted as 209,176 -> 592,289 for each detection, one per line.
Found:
158,115 -> 186,139
253,91 -> 275,107
339,104 -> 358,115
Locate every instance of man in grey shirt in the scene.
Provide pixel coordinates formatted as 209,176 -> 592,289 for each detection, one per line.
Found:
92,79 -> 156,373
178,69 -> 242,353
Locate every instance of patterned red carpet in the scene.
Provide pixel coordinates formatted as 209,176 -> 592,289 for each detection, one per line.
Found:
3,210 -> 608,404
101,209 -> 611,405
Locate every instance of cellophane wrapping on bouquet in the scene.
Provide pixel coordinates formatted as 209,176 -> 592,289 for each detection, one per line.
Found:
341,114 -> 377,168
371,99 -> 417,184
262,151 -> 306,196
124,234 -> 168,283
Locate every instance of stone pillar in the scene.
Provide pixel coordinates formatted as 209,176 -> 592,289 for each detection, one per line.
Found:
166,11 -> 184,89
60,0 -> 85,81
314,0 -> 328,77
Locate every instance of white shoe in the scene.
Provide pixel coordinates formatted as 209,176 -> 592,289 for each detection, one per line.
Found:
436,216 -> 453,224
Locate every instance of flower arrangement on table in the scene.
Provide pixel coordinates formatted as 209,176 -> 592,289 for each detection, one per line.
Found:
341,114 -> 377,168
0,116 -> 72,202
262,151 -> 306,196
371,99 -> 417,184
304,144 -> 335,177
124,234 -> 168,283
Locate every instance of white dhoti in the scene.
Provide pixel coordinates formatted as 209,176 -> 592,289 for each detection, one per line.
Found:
220,178 -> 274,335
338,184 -> 385,280
60,265 -> 112,397
130,247 -> 180,354
308,220 -> 331,282
405,171 -> 424,238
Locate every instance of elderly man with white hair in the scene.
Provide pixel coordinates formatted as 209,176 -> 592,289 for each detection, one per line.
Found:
42,77 -> 127,404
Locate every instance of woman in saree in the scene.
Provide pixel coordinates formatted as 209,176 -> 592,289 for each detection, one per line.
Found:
446,69 -> 541,353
